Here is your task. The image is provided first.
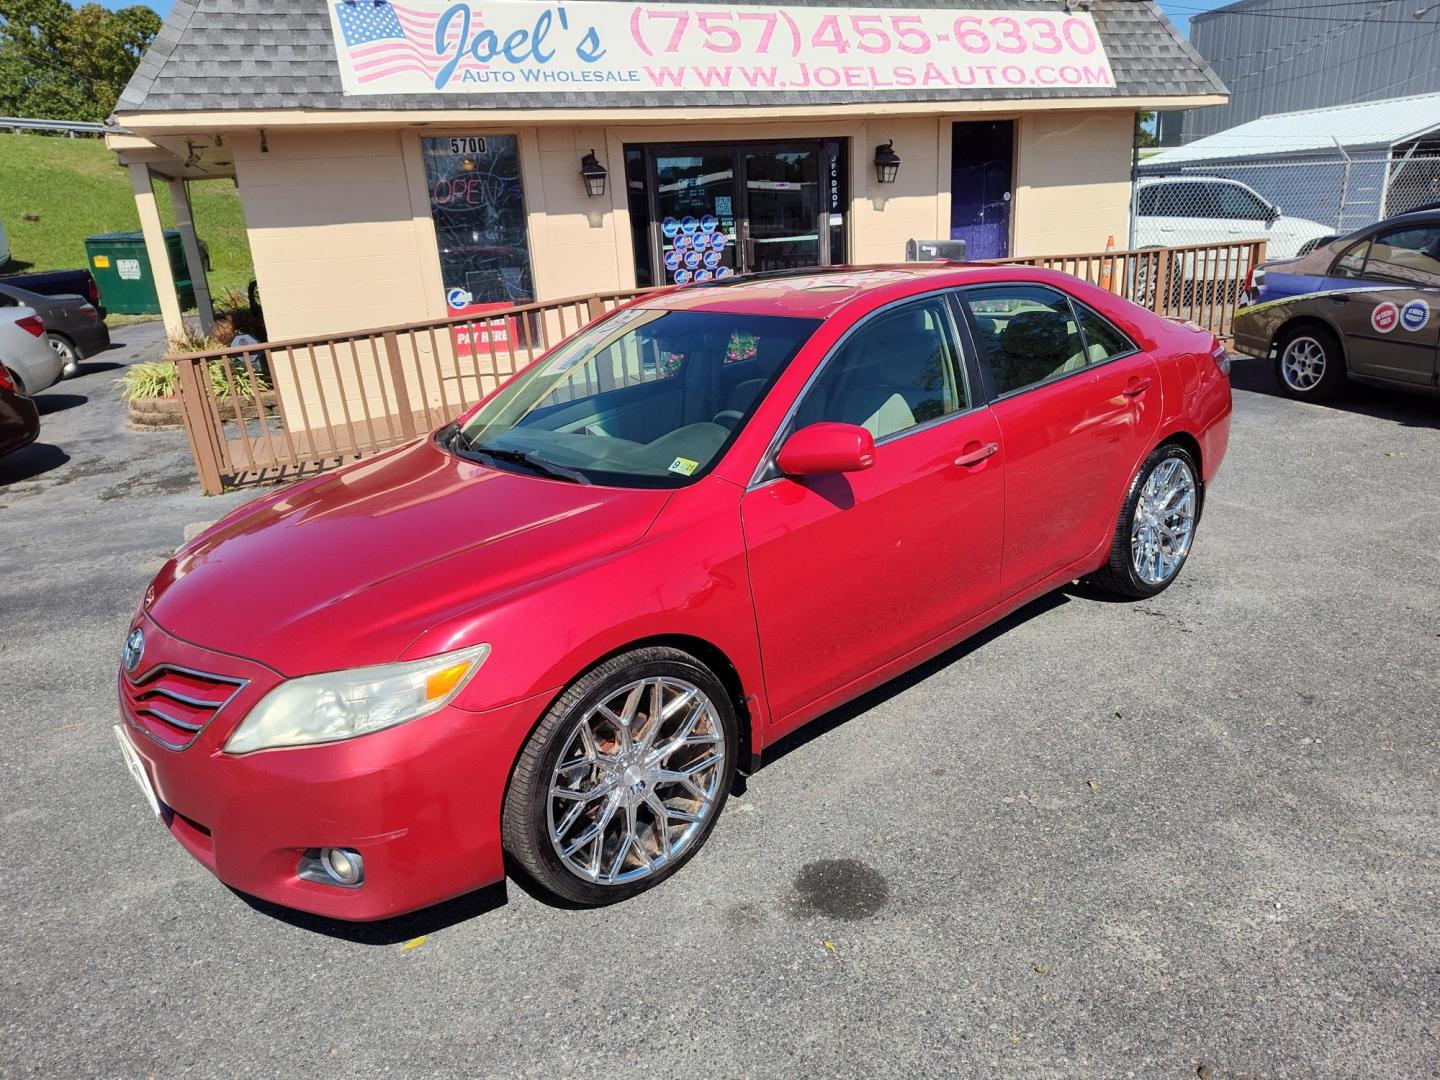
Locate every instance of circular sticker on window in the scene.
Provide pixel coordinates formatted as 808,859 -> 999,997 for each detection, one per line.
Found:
695,269 -> 713,282
715,265 -> 734,278
1371,301 -> 1400,333
1400,298 -> 1430,332
704,250 -> 721,270
663,250 -> 681,271
662,217 -> 680,239
711,232 -> 729,251
673,233 -> 692,251
700,213 -> 718,234
684,250 -> 702,269
680,215 -> 699,235
674,268 -> 692,284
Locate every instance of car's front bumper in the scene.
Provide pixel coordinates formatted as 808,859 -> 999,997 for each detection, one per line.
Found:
116,616 -> 551,921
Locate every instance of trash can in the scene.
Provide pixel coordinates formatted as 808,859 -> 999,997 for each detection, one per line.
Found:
84,231 -> 199,316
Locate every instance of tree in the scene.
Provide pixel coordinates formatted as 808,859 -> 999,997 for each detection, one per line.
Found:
0,0 -> 162,122
1135,111 -> 1159,149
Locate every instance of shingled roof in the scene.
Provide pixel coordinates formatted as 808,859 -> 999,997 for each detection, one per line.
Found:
115,0 -> 1225,115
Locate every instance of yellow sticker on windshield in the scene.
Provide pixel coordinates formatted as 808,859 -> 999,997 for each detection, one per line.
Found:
668,457 -> 700,476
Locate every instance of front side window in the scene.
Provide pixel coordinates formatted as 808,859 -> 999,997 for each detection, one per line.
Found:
456,309 -> 819,487
1216,183 -> 1269,221
791,297 -> 966,441
964,286 -> 1087,396
1365,226 -> 1440,286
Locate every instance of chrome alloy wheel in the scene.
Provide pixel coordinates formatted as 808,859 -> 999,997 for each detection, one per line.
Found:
1280,335 -> 1326,392
547,677 -> 725,885
1131,456 -> 1197,586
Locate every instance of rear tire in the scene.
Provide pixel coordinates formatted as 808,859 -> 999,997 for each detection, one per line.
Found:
502,647 -> 738,906
1089,444 -> 1201,599
1275,324 -> 1345,401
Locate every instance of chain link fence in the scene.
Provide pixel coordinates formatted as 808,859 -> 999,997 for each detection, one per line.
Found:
1133,150 -> 1440,261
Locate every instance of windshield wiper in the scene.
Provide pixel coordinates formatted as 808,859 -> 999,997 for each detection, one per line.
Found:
467,443 -> 591,485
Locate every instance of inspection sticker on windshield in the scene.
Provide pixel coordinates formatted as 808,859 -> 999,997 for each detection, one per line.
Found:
668,457 -> 700,477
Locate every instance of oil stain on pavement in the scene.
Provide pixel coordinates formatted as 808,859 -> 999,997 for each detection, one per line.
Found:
790,858 -> 891,920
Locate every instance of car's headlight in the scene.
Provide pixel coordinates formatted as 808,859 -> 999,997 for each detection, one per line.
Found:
223,644 -> 490,754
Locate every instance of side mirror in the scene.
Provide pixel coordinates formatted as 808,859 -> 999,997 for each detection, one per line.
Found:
776,422 -> 876,477
1266,205 -> 1281,224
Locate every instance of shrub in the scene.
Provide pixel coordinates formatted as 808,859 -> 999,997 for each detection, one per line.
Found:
119,359 -> 270,401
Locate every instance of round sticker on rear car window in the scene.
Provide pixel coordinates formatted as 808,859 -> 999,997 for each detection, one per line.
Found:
1371,301 -> 1399,334
1400,299 -> 1430,332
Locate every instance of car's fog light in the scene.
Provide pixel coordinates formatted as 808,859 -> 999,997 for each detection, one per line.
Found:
299,847 -> 365,888
321,847 -> 364,886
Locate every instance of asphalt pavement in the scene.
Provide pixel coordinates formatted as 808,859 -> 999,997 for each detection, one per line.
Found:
1,333 -> 1437,1078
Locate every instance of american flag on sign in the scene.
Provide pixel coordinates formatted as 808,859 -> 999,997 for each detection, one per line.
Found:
334,2 -> 461,85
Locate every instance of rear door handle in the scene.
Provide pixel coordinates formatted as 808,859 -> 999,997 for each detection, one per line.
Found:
1122,377 -> 1153,398
954,441 -> 999,467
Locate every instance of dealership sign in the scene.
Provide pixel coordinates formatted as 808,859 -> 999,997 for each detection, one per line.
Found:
328,2 -> 1114,96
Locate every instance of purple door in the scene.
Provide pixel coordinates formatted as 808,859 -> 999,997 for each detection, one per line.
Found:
950,121 -> 1014,260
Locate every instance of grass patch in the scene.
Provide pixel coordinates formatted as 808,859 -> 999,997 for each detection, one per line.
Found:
0,133 -> 254,300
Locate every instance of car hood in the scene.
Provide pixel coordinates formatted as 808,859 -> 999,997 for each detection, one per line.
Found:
146,437 -> 672,676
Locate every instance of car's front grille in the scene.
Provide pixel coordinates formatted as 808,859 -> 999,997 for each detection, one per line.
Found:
121,665 -> 248,750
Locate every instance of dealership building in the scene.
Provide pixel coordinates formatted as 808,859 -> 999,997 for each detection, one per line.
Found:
109,0 -> 1224,343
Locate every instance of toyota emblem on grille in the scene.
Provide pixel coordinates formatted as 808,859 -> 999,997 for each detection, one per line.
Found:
122,628 -> 145,674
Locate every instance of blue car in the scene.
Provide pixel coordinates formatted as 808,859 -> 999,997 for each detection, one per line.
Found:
1233,207 -> 1440,400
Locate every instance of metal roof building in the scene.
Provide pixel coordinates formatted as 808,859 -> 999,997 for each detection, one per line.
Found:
1172,0 -> 1440,144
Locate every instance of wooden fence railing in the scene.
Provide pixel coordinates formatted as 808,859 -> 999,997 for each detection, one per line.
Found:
170,239 -> 1264,494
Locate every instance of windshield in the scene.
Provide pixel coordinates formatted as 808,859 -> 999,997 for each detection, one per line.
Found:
455,308 -> 820,487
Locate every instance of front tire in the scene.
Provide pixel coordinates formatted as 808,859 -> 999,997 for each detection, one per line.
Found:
1090,444 -> 1201,599
502,647 -> 738,906
1275,325 -> 1345,401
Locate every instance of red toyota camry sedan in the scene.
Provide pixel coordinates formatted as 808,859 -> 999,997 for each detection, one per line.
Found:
115,265 -> 1230,919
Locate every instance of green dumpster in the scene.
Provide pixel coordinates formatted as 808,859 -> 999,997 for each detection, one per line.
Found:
84,231 -> 201,316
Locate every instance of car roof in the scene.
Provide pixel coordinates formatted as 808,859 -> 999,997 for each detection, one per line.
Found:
631,264 -> 1078,318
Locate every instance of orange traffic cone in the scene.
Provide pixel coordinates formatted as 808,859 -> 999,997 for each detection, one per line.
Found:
1100,234 -> 1117,291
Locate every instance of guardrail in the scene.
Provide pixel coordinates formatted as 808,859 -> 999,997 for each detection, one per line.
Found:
170,239 -> 1264,494
1,116 -> 109,137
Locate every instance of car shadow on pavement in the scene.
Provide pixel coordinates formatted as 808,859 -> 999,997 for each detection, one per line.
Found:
0,442 -> 70,485
231,881 -> 509,945
760,590 -> 1071,769
70,360 -> 126,377
33,393 -> 87,415
1230,355 -> 1440,430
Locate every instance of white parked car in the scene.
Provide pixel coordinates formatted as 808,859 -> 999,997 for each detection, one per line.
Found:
0,306 -> 65,395
1135,176 -> 1332,260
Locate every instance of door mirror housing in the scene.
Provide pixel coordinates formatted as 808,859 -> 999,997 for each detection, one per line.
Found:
1266,204 -> 1282,224
777,422 -> 876,477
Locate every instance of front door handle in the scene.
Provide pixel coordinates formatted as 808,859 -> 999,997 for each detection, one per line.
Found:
1122,377 -> 1153,399
954,441 -> 999,467
1327,294 -> 1351,304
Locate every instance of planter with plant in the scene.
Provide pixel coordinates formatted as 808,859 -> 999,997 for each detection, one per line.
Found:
120,359 -> 274,430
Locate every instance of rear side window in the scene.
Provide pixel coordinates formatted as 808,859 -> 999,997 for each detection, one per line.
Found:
963,286 -> 1086,396
1073,302 -> 1136,362
1332,238 -> 1370,279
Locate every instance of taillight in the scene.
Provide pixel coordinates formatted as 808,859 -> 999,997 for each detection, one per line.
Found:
16,315 -> 45,338
88,278 -> 100,305
0,365 -> 13,391
1244,266 -> 1255,293
1210,337 -> 1231,376
79,303 -> 99,320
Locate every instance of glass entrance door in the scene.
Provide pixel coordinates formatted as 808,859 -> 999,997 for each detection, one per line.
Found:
640,141 -> 844,286
653,150 -> 741,285
743,146 -> 821,273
